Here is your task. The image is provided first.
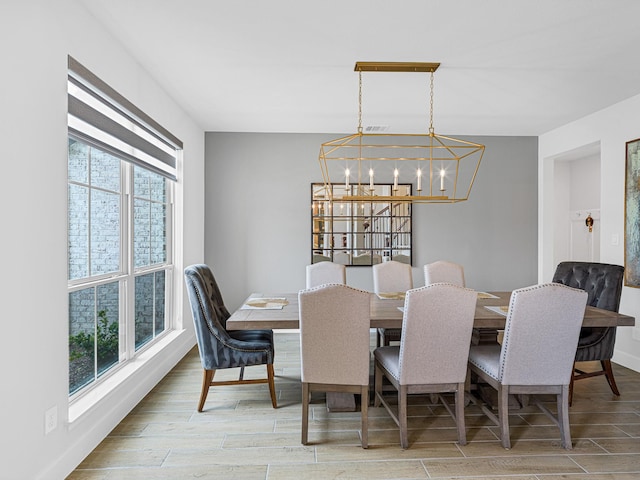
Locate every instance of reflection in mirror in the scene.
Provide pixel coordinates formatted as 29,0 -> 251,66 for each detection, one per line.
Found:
311,183 -> 412,266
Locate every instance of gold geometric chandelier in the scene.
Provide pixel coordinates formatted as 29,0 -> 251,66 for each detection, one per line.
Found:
318,62 -> 485,204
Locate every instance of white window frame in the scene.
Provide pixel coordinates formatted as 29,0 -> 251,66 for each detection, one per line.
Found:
67,56 -> 181,404
67,138 -> 176,402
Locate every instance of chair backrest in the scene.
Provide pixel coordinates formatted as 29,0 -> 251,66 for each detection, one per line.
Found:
398,283 -> 477,385
184,264 -> 232,368
423,260 -> 465,287
299,284 -> 371,386
372,260 -> 413,293
353,253 -> 380,265
312,253 -> 332,264
333,251 -> 351,265
185,262 -> 231,323
305,262 -> 346,288
552,261 -> 624,312
392,254 -> 411,265
499,283 -> 588,385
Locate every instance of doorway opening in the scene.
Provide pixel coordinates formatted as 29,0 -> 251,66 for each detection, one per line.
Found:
552,142 -> 601,267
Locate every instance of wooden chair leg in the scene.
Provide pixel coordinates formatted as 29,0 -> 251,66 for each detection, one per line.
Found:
602,360 -> 621,396
455,383 -> 467,445
569,363 -> 575,406
267,363 -> 277,408
198,369 -> 214,412
571,360 -> 620,406
558,385 -> 572,449
360,385 -> 369,449
374,361 -> 383,407
301,382 -> 310,445
498,385 -> 511,449
399,385 -> 409,449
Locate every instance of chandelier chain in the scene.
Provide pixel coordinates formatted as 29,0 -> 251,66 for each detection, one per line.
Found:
429,70 -> 435,135
358,70 -> 363,134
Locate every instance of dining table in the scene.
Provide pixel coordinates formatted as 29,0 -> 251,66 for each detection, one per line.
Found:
226,290 -> 636,331
227,290 -> 635,412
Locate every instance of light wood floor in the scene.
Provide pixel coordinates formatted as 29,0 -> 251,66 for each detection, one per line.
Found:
68,332 -> 640,479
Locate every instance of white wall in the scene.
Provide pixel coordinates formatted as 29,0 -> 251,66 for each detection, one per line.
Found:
205,133 -> 539,311
0,1 -> 203,478
554,161 -> 572,264
539,93 -> 640,372
553,155 -> 601,266
570,156 -> 601,211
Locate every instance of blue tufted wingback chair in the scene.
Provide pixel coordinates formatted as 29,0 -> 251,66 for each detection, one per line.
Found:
184,264 -> 277,411
552,261 -> 624,404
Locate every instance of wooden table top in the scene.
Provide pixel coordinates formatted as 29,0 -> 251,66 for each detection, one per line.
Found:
226,291 -> 636,331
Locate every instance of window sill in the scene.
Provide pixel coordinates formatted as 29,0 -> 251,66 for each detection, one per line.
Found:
68,329 -> 188,425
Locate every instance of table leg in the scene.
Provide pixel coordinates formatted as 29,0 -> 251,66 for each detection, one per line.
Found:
326,392 -> 356,412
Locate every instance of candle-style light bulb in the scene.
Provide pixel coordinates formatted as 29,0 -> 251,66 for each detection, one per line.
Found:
417,168 -> 422,191
345,168 -> 350,190
369,168 -> 374,190
393,168 -> 399,191
440,168 -> 445,191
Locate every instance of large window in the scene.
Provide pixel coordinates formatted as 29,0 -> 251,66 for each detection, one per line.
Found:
67,57 -> 181,397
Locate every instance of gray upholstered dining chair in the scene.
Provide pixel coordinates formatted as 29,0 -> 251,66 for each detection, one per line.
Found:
374,283 -> 477,449
332,250 -> 351,265
392,253 -> 411,264
467,283 -> 588,449
424,259 -> 495,346
202,262 -> 232,324
305,261 -> 346,288
184,264 -> 277,411
373,260 -> 413,346
299,284 -> 371,448
552,261 -> 625,405
425,260 -> 499,345
423,260 -> 465,286
312,253 -> 332,263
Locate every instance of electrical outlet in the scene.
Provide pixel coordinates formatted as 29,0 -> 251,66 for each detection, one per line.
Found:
45,406 -> 57,435
633,328 -> 640,342
612,233 -> 620,246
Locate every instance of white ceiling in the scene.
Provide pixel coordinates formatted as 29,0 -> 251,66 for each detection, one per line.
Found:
79,0 -> 640,136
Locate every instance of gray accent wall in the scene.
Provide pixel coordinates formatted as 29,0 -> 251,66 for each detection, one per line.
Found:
205,132 -> 538,310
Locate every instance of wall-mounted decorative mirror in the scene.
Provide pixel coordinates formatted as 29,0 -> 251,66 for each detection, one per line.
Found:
311,183 -> 412,266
